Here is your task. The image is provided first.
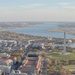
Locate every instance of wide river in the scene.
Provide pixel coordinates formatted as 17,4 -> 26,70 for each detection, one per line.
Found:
2,22 -> 75,38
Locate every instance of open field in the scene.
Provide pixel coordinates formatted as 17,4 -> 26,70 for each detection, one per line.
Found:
63,65 -> 75,72
47,52 -> 75,61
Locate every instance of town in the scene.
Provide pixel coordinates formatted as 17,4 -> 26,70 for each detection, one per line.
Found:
0,38 -> 46,75
0,0 -> 75,75
0,31 -> 48,75
0,32 -> 75,75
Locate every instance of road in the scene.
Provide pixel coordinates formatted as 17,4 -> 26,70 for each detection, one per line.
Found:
12,40 -> 47,75
21,44 -> 32,61
12,43 -> 32,70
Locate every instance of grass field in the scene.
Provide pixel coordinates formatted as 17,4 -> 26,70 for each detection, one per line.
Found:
46,52 -> 75,72
47,52 -> 75,61
63,65 -> 75,71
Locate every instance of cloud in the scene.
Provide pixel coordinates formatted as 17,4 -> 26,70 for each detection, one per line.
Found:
0,7 -> 75,22
58,2 -> 75,6
63,6 -> 75,9
20,3 -> 44,8
58,2 -> 75,9
59,2 -> 69,6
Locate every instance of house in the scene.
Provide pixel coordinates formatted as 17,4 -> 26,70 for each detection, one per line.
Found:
0,53 -> 18,74
32,43 -> 45,49
0,58 -> 13,66
9,70 -> 27,75
0,53 -> 17,66
0,65 -> 11,74
0,53 -> 10,58
4,47 -> 11,51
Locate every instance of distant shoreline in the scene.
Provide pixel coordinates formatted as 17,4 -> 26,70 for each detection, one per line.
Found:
0,25 -> 37,30
0,22 -> 40,30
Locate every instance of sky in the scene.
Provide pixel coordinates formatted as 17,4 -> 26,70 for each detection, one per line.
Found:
0,0 -> 75,22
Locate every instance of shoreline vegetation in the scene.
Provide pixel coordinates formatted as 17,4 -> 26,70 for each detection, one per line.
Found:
0,22 -> 47,29
0,22 -> 39,29
0,31 -> 75,41
0,31 -> 44,40
0,24 -> 36,29
47,28 -> 75,35
47,28 -> 64,32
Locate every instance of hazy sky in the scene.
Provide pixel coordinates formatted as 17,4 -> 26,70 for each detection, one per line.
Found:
0,0 -> 75,22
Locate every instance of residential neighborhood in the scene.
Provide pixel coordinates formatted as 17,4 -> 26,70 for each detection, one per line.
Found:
0,38 -> 46,75
0,0 -> 75,75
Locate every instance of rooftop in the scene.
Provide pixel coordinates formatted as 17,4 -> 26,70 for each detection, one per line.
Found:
0,53 -> 10,58
19,53 -> 41,74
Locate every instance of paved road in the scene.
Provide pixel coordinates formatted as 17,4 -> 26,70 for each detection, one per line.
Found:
13,44 -> 32,70
12,40 -> 47,75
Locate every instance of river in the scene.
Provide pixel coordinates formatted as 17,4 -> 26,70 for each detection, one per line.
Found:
1,22 -> 75,38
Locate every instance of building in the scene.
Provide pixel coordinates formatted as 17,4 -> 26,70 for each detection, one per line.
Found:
32,43 -> 45,49
0,53 -> 18,74
0,58 -> 13,66
0,53 -> 13,66
9,70 -> 27,75
19,53 -> 41,75
0,53 -> 10,58
0,65 -> 11,74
